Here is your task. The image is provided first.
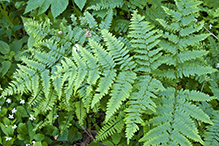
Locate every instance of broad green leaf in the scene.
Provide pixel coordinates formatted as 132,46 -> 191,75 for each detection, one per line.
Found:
0,41 -> 10,54
111,133 -> 121,144
15,106 -> 28,118
1,61 -> 11,77
34,133 -> 45,141
0,123 -> 9,136
38,0 -> 51,14
74,0 -> 86,11
17,123 -> 28,135
33,142 -> 42,146
24,0 -> 45,14
51,0 -> 68,18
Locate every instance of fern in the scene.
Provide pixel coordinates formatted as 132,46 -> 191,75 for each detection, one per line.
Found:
87,0 -> 124,10
1,0 -> 219,145
96,112 -> 125,141
139,87 -> 214,146
204,110 -> 219,146
75,101 -> 86,126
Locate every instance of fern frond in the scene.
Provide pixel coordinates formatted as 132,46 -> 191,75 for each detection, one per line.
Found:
177,62 -> 216,78
139,87 -> 213,145
155,0 -> 216,80
128,10 -> 164,72
75,101 -> 86,126
84,12 -> 98,29
87,0 -> 124,10
59,112 -> 74,135
204,110 -> 219,146
102,29 -> 136,70
96,112 -> 125,141
125,75 -> 165,144
23,18 -> 50,43
99,9 -> 113,31
177,50 -> 209,63
38,90 -> 57,114
106,71 -> 136,121
112,19 -> 130,34
91,70 -> 116,108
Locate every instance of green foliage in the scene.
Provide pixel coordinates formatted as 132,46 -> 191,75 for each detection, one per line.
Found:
25,0 -> 69,18
204,110 -> 219,146
1,0 -> 219,145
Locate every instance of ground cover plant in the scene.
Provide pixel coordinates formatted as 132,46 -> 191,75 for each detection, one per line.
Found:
0,0 -> 219,145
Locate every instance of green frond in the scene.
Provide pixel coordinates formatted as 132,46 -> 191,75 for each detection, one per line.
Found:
128,10 -> 164,72
59,112 -> 74,135
161,6 -> 182,20
129,0 -> 147,9
159,41 -> 178,55
38,90 -> 57,114
84,11 -> 98,29
125,75 -> 165,144
34,50 -> 57,67
87,0 -> 124,10
91,70 -> 116,108
102,29 -> 136,70
112,19 -> 130,34
180,21 -> 204,36
89,39 -> 116,69
41,69 -> 50,98
179,90 -> 216,102
29,90 -> 43,106
204,110 -> 219,146
32,75 -> 40,97
52,77 -> 62,99
139,87 -> 213,145
79,46 -> 100,85
23,17 -> 50,43
72,50 -> 87,93
143,0 -> 168,27
177,50 -> 209,63
75,101 -> 86,126
179,34 -> 210,48
106,71 -> 136,122
99,9 -> 113,31
21,57 -> 46,71
96,112 -> 125,141
177,63 -> 216,78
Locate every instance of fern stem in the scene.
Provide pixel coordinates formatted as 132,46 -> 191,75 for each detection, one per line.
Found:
195,20 -> 219,41
81,126 -> 107,146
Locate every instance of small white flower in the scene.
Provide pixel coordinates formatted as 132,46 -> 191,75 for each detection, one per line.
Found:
20,99 -> 25,104
3,96 -> 6,99
54,114 -> 59,118
210,24 -> 212,29
6,98 -> 11,103
0,106 -> 1,111
29,114 -> 36,121
12,108 -> 17,114
216,63 -> 219,68
73,44 -> 79,52
26,144 -> 31,146
5,125 -> 8,127
58,31 -> 62,35
8,114 -> 14,119
32,141 -> 36,145
5,137 -> 12,141
0,87 -> 2,90
12,125 -> 17,129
